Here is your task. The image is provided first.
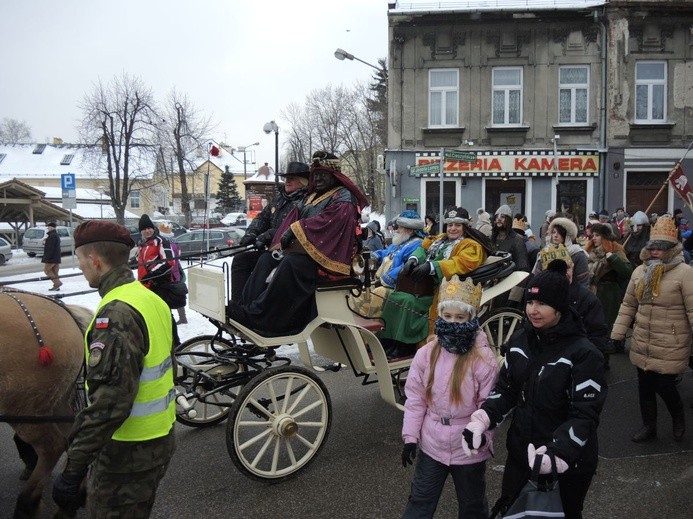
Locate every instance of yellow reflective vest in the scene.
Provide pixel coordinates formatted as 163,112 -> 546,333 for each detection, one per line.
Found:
86,281 -> 175,441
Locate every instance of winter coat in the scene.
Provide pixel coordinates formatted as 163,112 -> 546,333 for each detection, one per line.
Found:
611,245 -> 693,375
492,231 -> 530,272
402,331 -> 499,466
41,229 -> 61,264
482,309 -> 607,476
569,283 -> 609,355
371,236 -> 423,289
244,191 -> 300,245
534,218 -> 590,288
585,241 -> 632,329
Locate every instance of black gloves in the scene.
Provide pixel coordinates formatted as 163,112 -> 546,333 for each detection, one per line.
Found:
401,443 -> 417,467
52,471 -> 87,513
410,262 -> 432,282
402,257 -> 418,276
255,231 -> 272,250
239,233 -> 256,247
281,229 -> 294,250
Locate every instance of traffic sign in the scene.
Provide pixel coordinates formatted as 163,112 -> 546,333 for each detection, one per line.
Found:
410,163 -> 441,176
61,173 -> 76,190
444,150 -> 477,162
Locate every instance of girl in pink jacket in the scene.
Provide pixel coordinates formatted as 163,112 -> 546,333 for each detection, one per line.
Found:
400,276 -> 500,518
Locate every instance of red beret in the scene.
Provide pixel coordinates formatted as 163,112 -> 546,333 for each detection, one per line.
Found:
74,220 -> 135,249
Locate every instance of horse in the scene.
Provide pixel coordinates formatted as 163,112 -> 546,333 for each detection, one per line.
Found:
0,288 -> 92,519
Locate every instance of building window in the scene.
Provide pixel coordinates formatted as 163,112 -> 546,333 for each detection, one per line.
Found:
635,61 -> 666,122
559,66 -> 589,124
424,180 -> 457,217
60,154 -> 74,165
130,190 -> 140,209
429,69 -> 459,127
492,67 -> 522,125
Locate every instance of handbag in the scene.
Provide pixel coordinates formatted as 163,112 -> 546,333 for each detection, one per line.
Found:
502,452 -> 565,519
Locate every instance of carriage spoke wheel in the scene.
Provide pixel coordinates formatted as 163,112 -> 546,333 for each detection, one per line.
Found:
226,365 -> 332,482
479,307 -> 524,359
175,335 -> 244,428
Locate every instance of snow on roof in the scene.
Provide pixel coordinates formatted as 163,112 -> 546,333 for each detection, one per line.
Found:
389,0 -> 607,13
244,163 -> 281,184
51,202 -> 139,220
0,143 -> 156,181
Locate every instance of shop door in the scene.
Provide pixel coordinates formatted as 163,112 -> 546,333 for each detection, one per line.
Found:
556,180 -> 587,232
485,180 -> 526,216
626,171 -> 668,214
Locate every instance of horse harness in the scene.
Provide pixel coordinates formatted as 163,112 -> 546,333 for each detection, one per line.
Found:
0,287 -> 86,424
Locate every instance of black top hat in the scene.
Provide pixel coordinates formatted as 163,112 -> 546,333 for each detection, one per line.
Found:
278,162 -> 310,179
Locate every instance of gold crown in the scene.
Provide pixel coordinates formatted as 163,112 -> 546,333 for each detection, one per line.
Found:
512,218 -> 526,231
540,244 -> 574,270
439,275 -> 482,310
650,215 -> 678,243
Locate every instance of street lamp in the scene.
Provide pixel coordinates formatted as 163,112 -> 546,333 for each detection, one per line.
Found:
263,121 -> 279,175
237,142 -> 260,180
334,48 -> 380,71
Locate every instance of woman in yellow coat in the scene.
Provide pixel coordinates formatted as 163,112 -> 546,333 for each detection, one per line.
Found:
380,207 -> 490,358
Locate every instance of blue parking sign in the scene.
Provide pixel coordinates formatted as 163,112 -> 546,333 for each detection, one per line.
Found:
61,173 -> 76,190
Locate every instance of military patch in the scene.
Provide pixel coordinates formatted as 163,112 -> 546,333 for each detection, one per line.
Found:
88,348 -> 103,367
95,317 -> 110,329
89,342 -> 106,351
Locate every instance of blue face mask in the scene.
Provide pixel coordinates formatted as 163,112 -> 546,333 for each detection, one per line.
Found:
434,317 -> 480,355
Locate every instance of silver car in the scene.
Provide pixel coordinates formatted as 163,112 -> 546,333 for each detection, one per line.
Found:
173,228 -> 245,259
0,237 -> 13,265
22,226 -> 75,257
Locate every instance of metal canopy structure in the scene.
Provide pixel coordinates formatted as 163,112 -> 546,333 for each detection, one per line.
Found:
0,178 -> 84,245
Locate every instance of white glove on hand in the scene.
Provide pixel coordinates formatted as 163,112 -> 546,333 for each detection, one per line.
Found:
527,443 -> 569,474
462,409 -> 491,456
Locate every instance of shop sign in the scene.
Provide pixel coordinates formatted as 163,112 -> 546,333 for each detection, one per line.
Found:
416,153 -> 599,174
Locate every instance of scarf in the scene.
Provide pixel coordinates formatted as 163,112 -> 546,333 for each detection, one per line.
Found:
434,317 -> 480,355
426,236 -> 463,260
586,240 -> 628,286
636,252 -> 684,302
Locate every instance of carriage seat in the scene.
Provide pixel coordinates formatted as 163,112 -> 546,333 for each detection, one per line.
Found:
316,276 -> 362,292
351,313 -> 384,333
465,252 -> 517,285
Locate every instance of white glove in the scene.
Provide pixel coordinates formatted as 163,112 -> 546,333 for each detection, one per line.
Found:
527,443 -> 568,474
462,409 -> 491,456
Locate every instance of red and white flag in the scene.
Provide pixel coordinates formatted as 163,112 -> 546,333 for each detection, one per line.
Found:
209,144 -> 220,157
669,163 -> 693,211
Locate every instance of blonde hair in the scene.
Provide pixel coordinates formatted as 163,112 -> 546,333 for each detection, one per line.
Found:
425,339 -> 479,405
437,299 -> 477,319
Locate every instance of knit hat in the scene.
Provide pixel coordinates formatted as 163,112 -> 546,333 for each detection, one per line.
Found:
46,222 -> 57,228
443,207 -> 470,224
646,215 -> 678,249
590,222 -> 619,241
545,209 -> 556,220
74,220 -> 135,249
598,209 -> 610,218
526,259 -> 570,313
495,205 -> 513,217
138,213 -> 155,231
395,210 -> 424,230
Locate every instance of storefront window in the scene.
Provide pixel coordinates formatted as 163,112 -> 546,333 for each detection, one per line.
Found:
557,180 -> 586,231
485,179 -> 526,216
425,180 -> 456,217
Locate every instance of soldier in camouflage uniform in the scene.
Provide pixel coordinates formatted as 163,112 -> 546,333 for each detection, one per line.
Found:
52,220 -> 176,518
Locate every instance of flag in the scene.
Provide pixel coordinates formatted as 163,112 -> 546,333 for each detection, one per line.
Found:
669,163 -> 693,211
209,144 -> 220,157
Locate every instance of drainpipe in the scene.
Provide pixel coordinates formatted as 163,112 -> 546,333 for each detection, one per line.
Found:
596,8 -> 608,211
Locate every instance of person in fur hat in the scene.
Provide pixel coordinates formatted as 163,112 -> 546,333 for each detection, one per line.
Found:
584,222 -> 632,338
532,216 -> 590,288
611,215 -> 693,443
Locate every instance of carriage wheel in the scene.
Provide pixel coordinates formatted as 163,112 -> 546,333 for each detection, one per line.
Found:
479,307 -> 523,358
175,335 -> 244,428
226,365 -> 332,482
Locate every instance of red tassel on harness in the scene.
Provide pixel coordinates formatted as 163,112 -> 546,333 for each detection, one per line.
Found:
38,346 -> 54,366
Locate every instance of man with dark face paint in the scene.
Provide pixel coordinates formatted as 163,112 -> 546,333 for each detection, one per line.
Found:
227,150 -> 368,335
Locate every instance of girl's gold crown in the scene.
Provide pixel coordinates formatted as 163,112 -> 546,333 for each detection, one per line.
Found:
540,243 -> 573,270
439,275 -> 482,310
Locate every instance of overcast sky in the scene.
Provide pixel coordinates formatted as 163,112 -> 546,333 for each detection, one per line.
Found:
0,0 -> 388,169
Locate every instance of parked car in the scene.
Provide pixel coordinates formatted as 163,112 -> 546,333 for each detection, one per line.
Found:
22,226 -> 74,257
153,219 -> 188,237
0,237 -> 13,265
126,225 -> 142,244
173,228 -> 245,259
189,217 -> 225,230
221,212 -> 248,227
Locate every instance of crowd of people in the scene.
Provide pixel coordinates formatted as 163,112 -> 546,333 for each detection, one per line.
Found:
35,151 -> 693,517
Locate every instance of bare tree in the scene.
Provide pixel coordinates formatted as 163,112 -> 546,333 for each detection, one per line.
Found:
0,118 -> 32,144
79,73 -> 159,223
158,90 -> 214,226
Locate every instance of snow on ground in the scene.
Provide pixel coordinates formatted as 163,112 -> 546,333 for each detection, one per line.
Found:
0,252 -> 223,344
